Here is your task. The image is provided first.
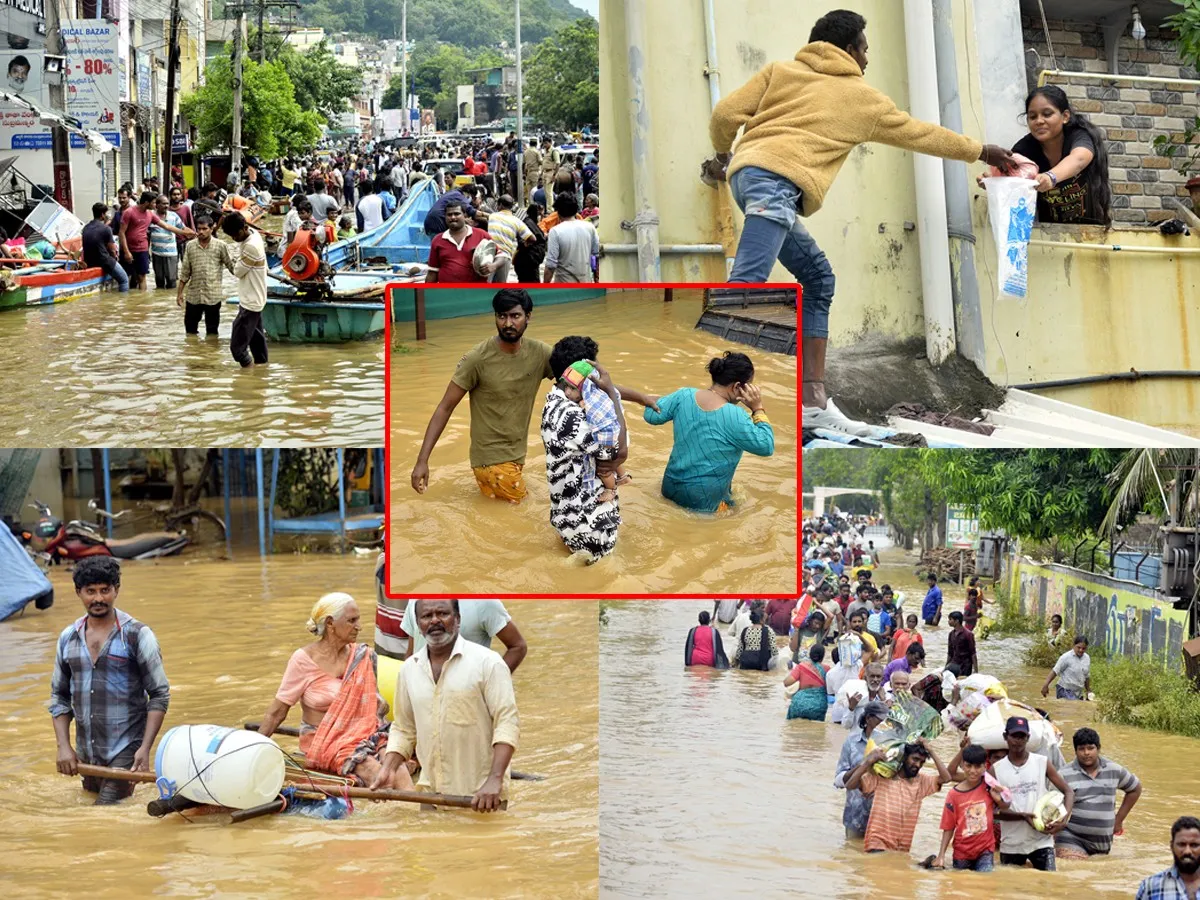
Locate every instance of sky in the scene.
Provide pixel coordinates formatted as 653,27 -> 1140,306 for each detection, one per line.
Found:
570,0 -> 599,18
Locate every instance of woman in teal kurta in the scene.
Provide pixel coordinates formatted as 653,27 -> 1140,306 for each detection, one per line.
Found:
643,351 -> 775,512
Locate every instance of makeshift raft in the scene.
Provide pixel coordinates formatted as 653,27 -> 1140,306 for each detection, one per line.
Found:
696,287 -> 797,355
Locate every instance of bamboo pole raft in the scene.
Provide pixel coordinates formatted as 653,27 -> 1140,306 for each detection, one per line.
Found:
72,763 -> 504,819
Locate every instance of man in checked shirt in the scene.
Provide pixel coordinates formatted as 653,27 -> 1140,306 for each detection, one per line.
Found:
50,557 -> 170,804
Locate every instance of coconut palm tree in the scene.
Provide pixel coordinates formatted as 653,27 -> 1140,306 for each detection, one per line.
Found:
1100,448 -> 1200,537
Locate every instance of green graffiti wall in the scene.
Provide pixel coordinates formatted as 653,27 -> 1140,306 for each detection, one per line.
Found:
1012,559 -> 1187,671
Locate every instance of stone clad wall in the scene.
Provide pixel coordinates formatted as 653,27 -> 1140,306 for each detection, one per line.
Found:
1022,18 -> 1200,223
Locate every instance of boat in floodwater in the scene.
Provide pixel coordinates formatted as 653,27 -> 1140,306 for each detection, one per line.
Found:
0,263 -> 111,311
227,178 -> 438,343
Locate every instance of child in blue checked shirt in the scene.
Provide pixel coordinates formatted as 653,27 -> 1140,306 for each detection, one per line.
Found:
562,360 -> 631,502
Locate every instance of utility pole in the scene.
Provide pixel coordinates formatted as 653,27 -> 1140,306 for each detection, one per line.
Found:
161,0 -> 181,185
257,0 -> 266,64
47,0 -> 73,210
400,0 -> 407,132
515,0 -> 523,206
232,6 -> 245,178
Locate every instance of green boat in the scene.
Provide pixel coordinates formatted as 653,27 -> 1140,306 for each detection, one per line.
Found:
388,286 -> 607,322
226,272 -> 397,343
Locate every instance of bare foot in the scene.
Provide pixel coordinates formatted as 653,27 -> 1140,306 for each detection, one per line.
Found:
615,473 -> 633,486
598,489 -> 616,503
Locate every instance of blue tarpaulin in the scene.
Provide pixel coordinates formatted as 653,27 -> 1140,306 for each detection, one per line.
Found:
0,526 -> 53,621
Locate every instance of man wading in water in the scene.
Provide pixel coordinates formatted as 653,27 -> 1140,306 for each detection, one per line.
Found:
411,289 -> 656,503
50,558 -> 171,804
708,9 -> 1015,437
222,212 -> 269,368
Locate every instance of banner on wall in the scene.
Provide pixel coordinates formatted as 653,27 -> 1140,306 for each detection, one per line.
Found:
61,20 -> 120,149
0,49 -> 49,149
136,56 -> 149,106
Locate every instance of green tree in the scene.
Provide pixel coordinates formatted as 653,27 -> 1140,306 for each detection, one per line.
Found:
523,18 -> 599,128
180,57 -> 323,158
247,30 -> 362,122
915,449 -> 1124,544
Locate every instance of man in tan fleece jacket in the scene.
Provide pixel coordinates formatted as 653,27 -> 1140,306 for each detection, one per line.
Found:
710,9 -> 1014,437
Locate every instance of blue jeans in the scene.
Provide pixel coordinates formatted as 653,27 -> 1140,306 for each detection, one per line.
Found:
104,261 -> 129,293
953,851 -> 995,872
728,165 -> 835,339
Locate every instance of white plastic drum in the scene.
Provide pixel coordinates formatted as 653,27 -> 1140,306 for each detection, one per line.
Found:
154,724 -> 285,810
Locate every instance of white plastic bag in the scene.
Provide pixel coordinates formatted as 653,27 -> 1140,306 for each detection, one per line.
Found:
985,176 -> 1038,299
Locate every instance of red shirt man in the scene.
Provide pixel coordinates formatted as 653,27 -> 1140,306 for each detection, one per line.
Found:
426,201 -> 487,283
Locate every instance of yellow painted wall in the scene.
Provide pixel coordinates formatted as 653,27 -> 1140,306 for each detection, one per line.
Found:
1010,557 -> 1187,669
600,0 -> 1200,429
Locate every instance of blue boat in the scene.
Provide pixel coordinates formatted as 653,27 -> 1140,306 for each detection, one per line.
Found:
325,177 -> 437,268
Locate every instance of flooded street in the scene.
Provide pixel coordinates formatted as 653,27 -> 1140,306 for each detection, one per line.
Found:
0,558 -> 598,899
0,284 -> 383,446
389,291 -> 798,594
599,557 -> 1197,899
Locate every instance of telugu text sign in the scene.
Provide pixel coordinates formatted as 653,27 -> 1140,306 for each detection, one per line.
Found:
945,504 -> 980,549
61,20 -> 120,149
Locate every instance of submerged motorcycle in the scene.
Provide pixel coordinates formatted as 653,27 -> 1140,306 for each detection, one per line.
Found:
25,499 -> 190,561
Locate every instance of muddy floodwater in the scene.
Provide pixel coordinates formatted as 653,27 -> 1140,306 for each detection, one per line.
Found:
389,291 -> 798,595
0,283 -> 384,446
0,557 -> 598,899
599,556 -> 1197,898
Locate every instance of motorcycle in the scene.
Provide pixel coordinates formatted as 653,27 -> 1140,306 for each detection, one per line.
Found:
25,499 -> 190,561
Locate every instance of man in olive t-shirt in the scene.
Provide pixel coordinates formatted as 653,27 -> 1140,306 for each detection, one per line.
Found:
411,289 -> 553,502
411,288 -> 658,503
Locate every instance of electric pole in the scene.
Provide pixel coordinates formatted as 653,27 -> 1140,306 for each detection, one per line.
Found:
515,0 -> 523,206
161,0 -> 181,185
232,6 -> 245,178
400,0 -> 407,132
257,0 -> 266,64
47,0 -> 73,210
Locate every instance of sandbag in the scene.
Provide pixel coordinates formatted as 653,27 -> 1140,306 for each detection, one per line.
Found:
984,176 -> 1038,299
835,678 -> 869,709
958,673 -> 1001,695
967,700 -> 1061,752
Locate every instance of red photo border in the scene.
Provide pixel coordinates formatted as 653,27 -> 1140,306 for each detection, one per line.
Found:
383,282 -> 802,600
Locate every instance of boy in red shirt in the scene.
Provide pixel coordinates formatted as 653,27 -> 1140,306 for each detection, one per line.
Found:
933,743 -> 1011,871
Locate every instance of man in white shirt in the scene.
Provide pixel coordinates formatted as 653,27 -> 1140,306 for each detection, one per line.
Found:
993,715 -> 1075,871
544,193 -> 598,283
356,180 -> 385,233
221,212 -> 268,367
372,599 -> 520,811
401,598 -> 527,672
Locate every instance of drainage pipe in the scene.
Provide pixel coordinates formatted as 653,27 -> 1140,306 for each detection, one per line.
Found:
903,0 -> 957,366
1015,370 -> 1200,390
624,0 -> 662,282
931,0 -> 985,369
701,0 -> 738,276
1028,240 -> 1200,256
1038,69 -> 1200,89
602,244 -> 724,254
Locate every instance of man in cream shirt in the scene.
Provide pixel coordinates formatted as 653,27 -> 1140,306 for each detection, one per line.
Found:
221,211 -> 268,367
372,599 -> 519,811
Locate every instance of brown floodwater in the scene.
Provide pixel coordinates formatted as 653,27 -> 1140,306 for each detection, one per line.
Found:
0,558 -> 598,899
599,555 -> 1198,898
0,283 -> 383,446
389,291 -> 798,595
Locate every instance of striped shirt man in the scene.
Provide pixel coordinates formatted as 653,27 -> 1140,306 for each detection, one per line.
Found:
1056,757 -> 1140,855
48,610 -> 171,766
859,770 -> 943,852
150,210 -> 183,257
486,208 -> 534,258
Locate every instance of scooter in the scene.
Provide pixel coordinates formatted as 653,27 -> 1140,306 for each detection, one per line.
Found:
25,499 -> 190,561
